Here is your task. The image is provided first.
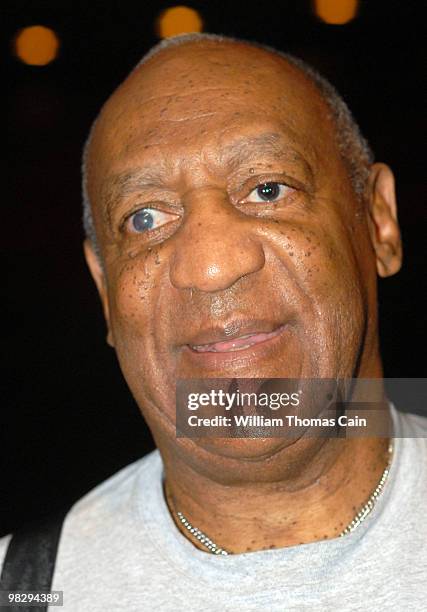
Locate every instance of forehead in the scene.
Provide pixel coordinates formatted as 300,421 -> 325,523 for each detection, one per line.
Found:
88,42 -> 336,194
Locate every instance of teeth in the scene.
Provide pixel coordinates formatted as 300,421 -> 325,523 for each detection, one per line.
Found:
191,333 -> 256,351
231,343 -> 252,351
191,342 -> 254,353
189,327 -> 284,353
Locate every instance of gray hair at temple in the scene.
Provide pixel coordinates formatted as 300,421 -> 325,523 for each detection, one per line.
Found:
82,32 -> 374,257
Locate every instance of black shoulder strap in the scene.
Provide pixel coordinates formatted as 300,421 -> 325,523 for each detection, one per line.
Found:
0,510 -> 67,612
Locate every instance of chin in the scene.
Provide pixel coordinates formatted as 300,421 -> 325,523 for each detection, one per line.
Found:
191,436 -> 296,460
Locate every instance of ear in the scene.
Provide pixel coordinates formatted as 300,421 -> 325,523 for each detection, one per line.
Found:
83,240 -> 115,347
366,163 -> 402,278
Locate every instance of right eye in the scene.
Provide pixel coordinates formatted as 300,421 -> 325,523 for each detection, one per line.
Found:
127,208 -> 179,234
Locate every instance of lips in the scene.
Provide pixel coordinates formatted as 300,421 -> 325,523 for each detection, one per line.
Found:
190,327 -> 285,353
180,319 -> 292,375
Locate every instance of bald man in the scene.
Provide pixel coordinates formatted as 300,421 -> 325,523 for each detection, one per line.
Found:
1,34 -> 426,611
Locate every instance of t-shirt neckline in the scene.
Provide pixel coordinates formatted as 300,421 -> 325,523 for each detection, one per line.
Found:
134,406 -> 412,592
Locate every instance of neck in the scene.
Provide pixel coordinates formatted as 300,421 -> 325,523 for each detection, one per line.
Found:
162,353 -> 391,554
163,433 -> 391,554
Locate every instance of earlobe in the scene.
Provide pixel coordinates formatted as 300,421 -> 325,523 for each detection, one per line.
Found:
366,163 -> 403,278
83,240 -> 115,347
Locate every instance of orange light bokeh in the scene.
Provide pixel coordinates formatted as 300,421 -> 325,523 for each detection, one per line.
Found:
313,0 -> 359,25
157,6 -> 203,39
14,25 -> 59,66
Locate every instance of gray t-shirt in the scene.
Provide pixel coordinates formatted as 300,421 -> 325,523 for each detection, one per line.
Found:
1,406 -> 427,611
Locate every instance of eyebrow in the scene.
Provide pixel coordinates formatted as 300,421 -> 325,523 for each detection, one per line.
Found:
101,131 -> 315,222
101,168 -> 170,227
219,132 -> 315,178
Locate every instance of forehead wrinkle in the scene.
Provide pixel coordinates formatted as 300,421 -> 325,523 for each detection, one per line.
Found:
137,87 -> 236,104
162,111 -> 218,124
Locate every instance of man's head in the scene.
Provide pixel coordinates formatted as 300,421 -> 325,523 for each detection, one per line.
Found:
82,34 -> 401,479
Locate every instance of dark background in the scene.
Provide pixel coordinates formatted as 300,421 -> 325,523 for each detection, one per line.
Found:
2,0 -> 426,536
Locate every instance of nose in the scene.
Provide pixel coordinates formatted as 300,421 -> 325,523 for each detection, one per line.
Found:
169,189 -> 265,293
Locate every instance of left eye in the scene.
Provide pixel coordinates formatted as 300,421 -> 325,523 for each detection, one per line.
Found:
246,182 -> 290,203
127,208 -> 179,234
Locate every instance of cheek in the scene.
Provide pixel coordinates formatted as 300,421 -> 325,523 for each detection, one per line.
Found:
297,222 -> 366,368
270,220 -> 362,295
305,225 -> 365,323
104,257 -> 167,399
104,249 -> 174,392
106,256 -> 157,334
269,219 -> 366,362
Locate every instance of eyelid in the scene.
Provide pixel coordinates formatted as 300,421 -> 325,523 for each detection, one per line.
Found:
246,182 -> 292,203
120,201 -> 179,225
233,173 -> 303,201
123,206 -> 180,235
236,178 -> 296,205
116,190 -> 181,217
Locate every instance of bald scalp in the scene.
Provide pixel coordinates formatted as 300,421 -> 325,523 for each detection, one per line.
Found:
82,33 -> 373,255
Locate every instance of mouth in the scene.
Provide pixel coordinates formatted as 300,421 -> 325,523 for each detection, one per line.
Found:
189,326 -> 286,353
180,320 -> 293,375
